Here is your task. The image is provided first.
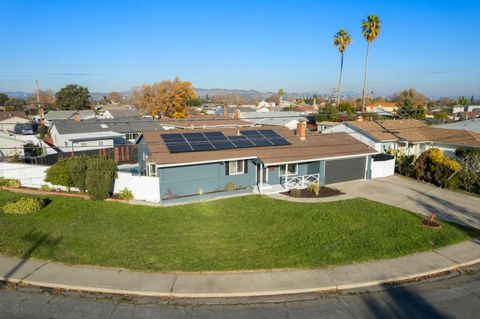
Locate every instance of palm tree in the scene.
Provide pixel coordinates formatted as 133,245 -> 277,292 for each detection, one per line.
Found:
361,14 -> 381,112
333,29 -> 352,106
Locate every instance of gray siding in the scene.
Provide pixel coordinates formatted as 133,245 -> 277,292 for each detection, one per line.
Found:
325,157 -> 366,185
136,136 -> 151,174
159,160 -> 256,199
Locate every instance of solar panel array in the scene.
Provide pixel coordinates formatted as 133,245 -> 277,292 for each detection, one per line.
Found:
161,129 -> 291,154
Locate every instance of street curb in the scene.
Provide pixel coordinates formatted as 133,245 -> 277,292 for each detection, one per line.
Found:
4,258 -> 479,299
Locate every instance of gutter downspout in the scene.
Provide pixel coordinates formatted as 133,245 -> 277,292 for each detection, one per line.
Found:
259,162 -> 263,194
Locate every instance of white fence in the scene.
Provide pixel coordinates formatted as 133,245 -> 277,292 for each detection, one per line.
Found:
285,174 -> 320,189
0,162 -> 161,202
113,172 -> 160,202
370,158 -> 395,179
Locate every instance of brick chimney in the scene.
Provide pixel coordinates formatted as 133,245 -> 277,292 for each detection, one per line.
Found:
296,121 -> 306,141
269,103 -> 273,112
73,114 -> 81,122
223,105 -> 228,117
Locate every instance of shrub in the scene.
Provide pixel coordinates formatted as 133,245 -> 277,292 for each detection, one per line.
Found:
395,154 -> 415,177
3,197 -> 44,214
309,182 -> 320,196
68,155 -> 88,192
85,156 -> 117,200
413,148 -> 461,188
45,158 -> 74,190
224,182 -> 236,191
290,188 -> 301,197
118,188 -> 134,200
40,184 -> 53,192
0,177 -> 21,188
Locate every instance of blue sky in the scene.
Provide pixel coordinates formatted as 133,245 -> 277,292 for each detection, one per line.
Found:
0,0 -> 479,97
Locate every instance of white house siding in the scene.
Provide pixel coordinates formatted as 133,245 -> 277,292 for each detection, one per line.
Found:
0,136 -> 26,157
322,123 -> 380,150
0,117 -> 30,132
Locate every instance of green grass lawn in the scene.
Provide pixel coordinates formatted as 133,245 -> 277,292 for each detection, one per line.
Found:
0,190 -> 477,272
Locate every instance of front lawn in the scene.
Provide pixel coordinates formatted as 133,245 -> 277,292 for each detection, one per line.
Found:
0,190 -> 477,272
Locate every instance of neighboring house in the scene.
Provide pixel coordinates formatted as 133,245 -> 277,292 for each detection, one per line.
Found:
257,100 -> 276,112
369,107 -> 396,118
466,105 -> 480,113
434,118 -> 480,133
0,111 -> 30,132
0,132 -> 56,157
365,102 -> 398,113
236,111 -> 308,130
159,115 -> 252,130
290,105 -> 318,114
49,118 -> 163,151
322,119 -> 480,158
317,121 -> 340,133
453,111 -> 478,121
102,109 -> 141,119
44,110 -> 96,126
136,123 -> 378,202
214,105 -> 256,116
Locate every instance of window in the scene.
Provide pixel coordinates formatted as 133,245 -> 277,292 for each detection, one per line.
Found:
80,142 -> 87,147
148,163 -> 157,177
100,124 -> 109,129
98,141 -> 104,146
228,160 -> 245,175
280,164 -> 298,176
126,132 -> 139,140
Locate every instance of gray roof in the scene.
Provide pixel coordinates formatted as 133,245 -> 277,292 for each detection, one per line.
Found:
45,110 -> 96,121
52,118 -> 163,135
434,118 -> 480,133
105,109 -> 140,118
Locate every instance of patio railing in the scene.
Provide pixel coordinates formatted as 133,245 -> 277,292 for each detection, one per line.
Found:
284,173 -> 320,190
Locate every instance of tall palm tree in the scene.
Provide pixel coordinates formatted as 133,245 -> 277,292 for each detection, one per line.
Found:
333,29 -> 352,106
361,14 -> 381,112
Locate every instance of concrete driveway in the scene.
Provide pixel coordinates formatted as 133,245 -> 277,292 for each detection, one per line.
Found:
334,175 -> 480,229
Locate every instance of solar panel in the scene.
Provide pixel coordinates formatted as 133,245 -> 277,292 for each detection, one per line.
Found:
166,143 -> 192,153
228,136 -> 254,148
211,140 -> 235,150
190,141 -> 215,151
250,137 -> 273,147
269,137 -> 290,145
258,129 -> 281,137
183,132 -> 208,142
161,129 -> 290,154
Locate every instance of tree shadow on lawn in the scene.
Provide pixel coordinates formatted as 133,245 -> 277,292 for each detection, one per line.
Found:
406,193 -> 480,232
0,230 -> 62,288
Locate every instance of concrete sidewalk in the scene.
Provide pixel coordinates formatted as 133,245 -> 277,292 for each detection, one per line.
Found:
1,240 -> 480,298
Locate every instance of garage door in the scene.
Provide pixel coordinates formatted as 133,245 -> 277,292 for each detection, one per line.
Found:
325,157 -> 366,185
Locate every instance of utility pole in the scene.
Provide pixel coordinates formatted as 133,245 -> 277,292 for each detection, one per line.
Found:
36,80 -> 46,136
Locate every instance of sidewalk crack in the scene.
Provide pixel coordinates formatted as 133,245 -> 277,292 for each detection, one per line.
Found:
169,275 -> 178,295
432,250 -> 461,267
19,261 -> 48,282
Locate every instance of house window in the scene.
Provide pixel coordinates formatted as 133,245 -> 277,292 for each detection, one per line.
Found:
126,132 -> 139,140
80,142 -> 87,147
148,163 -> 157,177
228,160 -> 245,175
280,164 -> 298,176
98,141 -> 104,146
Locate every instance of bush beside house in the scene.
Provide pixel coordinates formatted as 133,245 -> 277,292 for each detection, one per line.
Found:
45,156 -> 118,200
394,147 -> 479,195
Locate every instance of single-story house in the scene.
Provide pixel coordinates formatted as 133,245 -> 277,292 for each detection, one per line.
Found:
159,115 -> 252,130
136,123 -> 379,202
0,111 -> 30,132
434,118 -> 480,133
44,110 -> 96,126
101,109 -> 141,119
322,119 -> 480,158
236,111 -> 309,130
366,102 -> 398,113
49,118 -> 163,152
0,132 -> 57,158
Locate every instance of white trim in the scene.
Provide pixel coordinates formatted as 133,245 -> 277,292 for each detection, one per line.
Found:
156,156 -> 257,168
279,163 -> 298,176
228,160 -> 245,175
265,152 -> 378,167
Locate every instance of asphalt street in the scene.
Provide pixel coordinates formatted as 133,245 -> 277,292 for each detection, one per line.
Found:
1,265 -> 480,319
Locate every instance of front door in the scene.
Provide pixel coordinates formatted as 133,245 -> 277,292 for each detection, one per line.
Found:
256,164 -> 268,183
